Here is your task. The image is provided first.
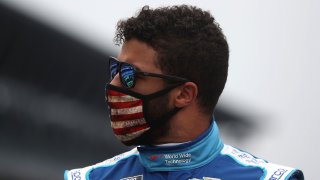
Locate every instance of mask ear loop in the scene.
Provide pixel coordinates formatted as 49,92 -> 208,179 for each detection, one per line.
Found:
142,82 -> 185,127
144,82 -> 185,100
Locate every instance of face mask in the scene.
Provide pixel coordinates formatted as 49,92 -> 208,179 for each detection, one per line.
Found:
106,84 -> 181,146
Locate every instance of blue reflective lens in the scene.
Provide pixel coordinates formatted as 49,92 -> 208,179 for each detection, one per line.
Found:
121,64 -> 135,88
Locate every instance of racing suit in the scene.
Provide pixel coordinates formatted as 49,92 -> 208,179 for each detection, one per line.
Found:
64,121 -> 304,180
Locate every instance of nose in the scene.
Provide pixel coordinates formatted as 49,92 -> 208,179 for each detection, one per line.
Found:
110,73 -> 122,87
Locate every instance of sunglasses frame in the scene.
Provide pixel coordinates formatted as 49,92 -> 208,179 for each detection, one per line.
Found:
109,56 -> 189,88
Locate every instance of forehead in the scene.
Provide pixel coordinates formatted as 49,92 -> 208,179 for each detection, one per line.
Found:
117,39 -> 162,73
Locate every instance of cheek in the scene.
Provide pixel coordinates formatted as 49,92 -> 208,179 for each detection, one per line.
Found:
133,78 -> 166,95
148,94 -> 170,116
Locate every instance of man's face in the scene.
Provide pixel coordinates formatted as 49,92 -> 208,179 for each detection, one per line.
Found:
110,38 -> 173,145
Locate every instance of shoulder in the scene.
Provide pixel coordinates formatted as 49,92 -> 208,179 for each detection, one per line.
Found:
64,148 -> 139,180
219,145 -> 304,180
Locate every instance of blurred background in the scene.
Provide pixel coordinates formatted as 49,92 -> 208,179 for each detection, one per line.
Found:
0,0 -> 319,179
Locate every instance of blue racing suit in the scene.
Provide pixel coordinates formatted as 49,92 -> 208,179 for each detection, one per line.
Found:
64,121 -> 304,180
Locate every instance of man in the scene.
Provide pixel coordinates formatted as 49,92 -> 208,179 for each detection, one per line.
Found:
65,5 -> 304,180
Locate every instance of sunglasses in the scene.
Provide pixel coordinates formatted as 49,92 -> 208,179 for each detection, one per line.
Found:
108,56 -> 188,88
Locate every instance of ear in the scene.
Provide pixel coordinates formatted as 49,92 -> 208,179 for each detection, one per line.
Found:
173,82 -> 198,108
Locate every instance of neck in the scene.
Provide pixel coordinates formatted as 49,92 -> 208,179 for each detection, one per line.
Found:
153,105 -> 212,144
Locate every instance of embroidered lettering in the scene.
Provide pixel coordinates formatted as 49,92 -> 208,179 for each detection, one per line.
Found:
269,168 -> 287,180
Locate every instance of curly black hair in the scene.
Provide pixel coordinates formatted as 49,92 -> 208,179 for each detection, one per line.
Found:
115,5 -> 229,115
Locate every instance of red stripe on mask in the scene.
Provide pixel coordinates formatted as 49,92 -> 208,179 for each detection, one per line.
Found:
112,124 -> 150,135
111,112 -> 144,121
107,89 -> 127,96
109,100 -> 143,109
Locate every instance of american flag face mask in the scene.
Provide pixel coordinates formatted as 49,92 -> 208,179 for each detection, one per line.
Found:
106,83 -> 183,145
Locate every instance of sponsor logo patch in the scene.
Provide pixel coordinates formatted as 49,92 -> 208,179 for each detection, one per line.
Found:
269,168 -> 288,180
149,153 -> 192,165
189,177 -> 221,180
149,155 -> 159,161
120,175 -> 143,180
71,170 -> 81,180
